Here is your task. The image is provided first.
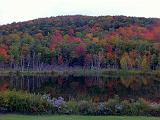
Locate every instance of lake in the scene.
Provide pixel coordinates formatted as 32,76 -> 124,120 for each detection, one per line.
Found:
0,75 -> 160,102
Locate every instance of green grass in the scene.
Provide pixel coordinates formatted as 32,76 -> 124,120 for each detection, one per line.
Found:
0,115 -> 160,120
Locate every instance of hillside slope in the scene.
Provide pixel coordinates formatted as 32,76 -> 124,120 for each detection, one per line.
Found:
0,15 -> 160,70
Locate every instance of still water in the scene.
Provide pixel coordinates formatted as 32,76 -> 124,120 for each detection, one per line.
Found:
0,75 -> 160,102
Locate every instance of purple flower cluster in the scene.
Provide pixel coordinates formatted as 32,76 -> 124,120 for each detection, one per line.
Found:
42,94 -> 66,108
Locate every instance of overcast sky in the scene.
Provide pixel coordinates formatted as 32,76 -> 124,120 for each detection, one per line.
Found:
0,0 -> 160,25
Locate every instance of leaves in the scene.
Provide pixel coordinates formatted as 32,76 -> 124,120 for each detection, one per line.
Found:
0,15 -> 160,69
0,44 -> 9,61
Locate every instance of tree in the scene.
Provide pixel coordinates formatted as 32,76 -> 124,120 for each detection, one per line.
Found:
50,30 -> 63,51
0,45 -> 9,60
120,52 -> 131,69
34,33 -> 44,40
74,44 -> 86,58
158,53 -> 160,68
84,54 -> 92,68
141,55 -> 150,70
0,15 -> 160,70
58,55 -> 63,65
0,44 -> 9,69
150,54 -> 158,70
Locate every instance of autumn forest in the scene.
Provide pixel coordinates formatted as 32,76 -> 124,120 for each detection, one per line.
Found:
0,15 -> 160,71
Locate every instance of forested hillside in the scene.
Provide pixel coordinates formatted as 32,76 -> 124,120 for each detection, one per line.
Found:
0,15 -> 160,70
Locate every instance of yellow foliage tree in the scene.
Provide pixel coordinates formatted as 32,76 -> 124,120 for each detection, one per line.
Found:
141,55 -> 150,70
120,52 -> 131,69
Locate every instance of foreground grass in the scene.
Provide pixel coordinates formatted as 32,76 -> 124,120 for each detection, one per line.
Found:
0,115 -> 160,120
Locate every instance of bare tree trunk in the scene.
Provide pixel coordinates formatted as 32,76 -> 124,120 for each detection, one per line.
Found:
32,52 -> 35,70
21,56 -> 24,72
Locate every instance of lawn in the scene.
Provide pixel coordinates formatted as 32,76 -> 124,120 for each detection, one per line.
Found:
0,115 -> 160,120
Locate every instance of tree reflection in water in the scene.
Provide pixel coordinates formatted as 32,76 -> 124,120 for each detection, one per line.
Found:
0,75 -> 160,102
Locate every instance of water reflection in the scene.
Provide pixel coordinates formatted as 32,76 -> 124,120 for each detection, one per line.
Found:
0,75 -> 160,102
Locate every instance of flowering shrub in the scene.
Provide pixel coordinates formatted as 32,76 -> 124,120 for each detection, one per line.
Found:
97,102 -> 112,115
0,91 -> 160,116
42,94 -> 67,113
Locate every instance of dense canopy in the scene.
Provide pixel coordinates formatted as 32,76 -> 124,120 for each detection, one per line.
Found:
0,15 -> 160,70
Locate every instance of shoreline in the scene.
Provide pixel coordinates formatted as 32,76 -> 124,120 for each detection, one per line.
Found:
0,69 -> 159,77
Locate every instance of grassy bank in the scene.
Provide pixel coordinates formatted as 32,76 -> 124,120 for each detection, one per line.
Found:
1,114 -> 160,120
0,69 -> 160,77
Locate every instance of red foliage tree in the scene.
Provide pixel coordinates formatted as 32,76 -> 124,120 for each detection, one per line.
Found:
0,82 -> 9,91
68,28 -> 75,36
106,45 -> 114,59
50,30 -> 63,51
84,54 -> 92,66
0,44 -> 9,61
74,44 -> 86,57
106,25 -> 158,41
152,25 -> 160,42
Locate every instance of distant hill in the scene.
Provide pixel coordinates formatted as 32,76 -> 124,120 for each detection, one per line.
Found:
0,15 -> 160,70
0,15 -> 160,39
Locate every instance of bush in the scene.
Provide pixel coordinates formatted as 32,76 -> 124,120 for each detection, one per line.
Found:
0,91 -> 160,116
106,96 -> 122,114
0,90 -> 54,114
67,101 -> 79,114
131,98 -> 150,115
77,100 -> 97,115
146,107 -> 160,116
77,100 -> 90,115
121,100 -> 132,115
97,102 -> 112,115
41,94 -> 67,114
146,103 -> 160,116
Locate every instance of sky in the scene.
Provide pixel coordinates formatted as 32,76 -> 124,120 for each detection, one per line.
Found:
0,0 -> 160,25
